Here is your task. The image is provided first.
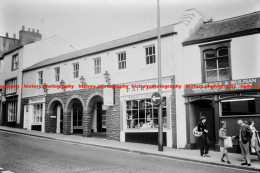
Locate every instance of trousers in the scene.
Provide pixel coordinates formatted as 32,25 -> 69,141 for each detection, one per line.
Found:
239,141 -> 250,164
199,134 -> 210,156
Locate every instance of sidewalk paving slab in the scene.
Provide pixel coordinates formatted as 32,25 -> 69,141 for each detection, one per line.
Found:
0,126 -> 259,172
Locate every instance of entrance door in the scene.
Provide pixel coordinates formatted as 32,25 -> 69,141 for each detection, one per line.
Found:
197,109 -> 215,148
96,102 -> 103,132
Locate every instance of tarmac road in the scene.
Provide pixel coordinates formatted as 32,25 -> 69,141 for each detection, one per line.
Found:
0,131 -> 257,173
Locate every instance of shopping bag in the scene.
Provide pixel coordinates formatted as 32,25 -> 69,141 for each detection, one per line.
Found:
224,137 -> 233,148
251,147 -> 256,153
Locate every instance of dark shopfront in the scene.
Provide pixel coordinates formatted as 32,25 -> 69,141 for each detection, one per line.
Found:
184,77 -> 260,153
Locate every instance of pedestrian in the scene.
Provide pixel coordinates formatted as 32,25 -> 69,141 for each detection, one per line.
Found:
219,121 -> 231,164
233,119 -> 253,166
198,116 -> 210,157
248,119 -> 260,160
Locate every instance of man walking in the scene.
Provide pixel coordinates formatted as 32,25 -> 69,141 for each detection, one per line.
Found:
233,119 -> 253,166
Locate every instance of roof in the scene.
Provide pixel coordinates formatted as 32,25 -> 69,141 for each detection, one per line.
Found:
24,23 -> 178,72
183,11 -> 260,46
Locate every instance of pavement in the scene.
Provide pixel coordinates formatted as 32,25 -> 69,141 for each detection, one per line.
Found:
0,126 -> 259,172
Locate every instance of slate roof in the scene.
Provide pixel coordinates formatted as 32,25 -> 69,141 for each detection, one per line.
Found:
183,11 -> 260,46
24,23 -> 178,72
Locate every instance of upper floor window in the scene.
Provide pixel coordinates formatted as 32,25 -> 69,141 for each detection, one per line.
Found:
118,52 -> 126,70
5,79 -> 17,94
54,67 -> 60,82
145,45 -> 156,65
38,71 -> 43,85
12,54 -> 19,70
73,63 -> 79,78
200,41 -> 231,82
94,58 -> 101,74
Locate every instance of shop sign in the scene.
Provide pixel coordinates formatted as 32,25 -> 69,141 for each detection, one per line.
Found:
29,97 -> 45,104
103,88 -> 114,106
184,77 -> 260,95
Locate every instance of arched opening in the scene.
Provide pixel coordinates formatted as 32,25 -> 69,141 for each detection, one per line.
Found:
48,100 -> 63,134
87,95 -> 105,138
67,98 -> 84,134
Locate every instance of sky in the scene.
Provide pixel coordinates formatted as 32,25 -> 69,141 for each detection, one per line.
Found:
0,0 -> 260,50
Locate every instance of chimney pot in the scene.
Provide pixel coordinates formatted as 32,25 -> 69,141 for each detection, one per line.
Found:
13,34 -> 16,39
37,30 -> 39,33
22,26 -> 25,31
28,28 -> 30,32
32,29 -> 35,33
5,32 -> 8,38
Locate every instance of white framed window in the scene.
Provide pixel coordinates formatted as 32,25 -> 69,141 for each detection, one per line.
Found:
33,104 -> 43,123
54,67 -> 60,82
5,79 -> 17,94
12,54 -> 19,70
94,58 -> 101,74
118,52 -> 126,70
145,45 -> 156,65
38,71 -> 43,85
73,63 -> 79,78
8,101 -> 17,122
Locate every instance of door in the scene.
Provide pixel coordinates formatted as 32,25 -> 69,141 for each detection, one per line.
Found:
23,105 -> 29,129
197,109 -> 215,148
96,102 -> 103,132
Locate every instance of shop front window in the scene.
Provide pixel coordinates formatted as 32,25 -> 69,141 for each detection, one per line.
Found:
221,98 -> 260,116
126,97 -> 167,129
33,104 -> 43,123
8,101 -> 17,122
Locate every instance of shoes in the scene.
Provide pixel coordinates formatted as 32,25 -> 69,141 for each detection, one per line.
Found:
221,159 -> 225,162
247,164 -> 251,166
227,161 -> 231,164
205,154 -> 210,157
241,162 -> 247,165
201,155 -> 205,157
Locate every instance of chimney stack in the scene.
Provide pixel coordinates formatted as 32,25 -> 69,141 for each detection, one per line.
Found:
13,34 -> 16,39
6,32 -> 8,38
19,26 -> 42,45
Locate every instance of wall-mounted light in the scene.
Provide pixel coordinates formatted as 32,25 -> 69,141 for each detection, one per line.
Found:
103,71 -> 111,84
79,76 -> 86,85
60,79 -> 66,91
43,83 -> 48,94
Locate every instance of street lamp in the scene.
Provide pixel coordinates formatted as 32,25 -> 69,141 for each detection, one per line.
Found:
103,71 -> 111,84
60,79 -> 66,91
43,83 -> 48,94
79,75 -> 86,85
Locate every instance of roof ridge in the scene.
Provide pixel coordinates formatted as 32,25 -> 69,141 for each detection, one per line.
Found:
206,11 -> 260,24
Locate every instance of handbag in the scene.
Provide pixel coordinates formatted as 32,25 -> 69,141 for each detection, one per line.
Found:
251,147 -> 256,153
193,127 -> 202,137
224,136 -> 233,148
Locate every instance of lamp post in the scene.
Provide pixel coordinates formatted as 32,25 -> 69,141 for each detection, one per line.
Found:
79,76 -> 86,85
60,79 -> 66,91
103,71 -> 111,84
157,0 -> 163,152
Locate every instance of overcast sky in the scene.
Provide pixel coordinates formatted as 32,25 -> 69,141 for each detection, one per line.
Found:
1,0 -> 259,50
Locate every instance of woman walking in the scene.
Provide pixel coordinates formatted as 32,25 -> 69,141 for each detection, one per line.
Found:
219,121 -> 231,164
248,120 -> 260,159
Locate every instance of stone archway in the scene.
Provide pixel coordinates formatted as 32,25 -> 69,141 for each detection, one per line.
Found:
66,95 -> 85,134
46,97 -> 65,134
84,93 -> 104,137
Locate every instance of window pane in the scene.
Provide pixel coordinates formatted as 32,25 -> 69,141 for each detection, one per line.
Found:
218,48 -> 228,57
219,69 -> 230,81
218,57 -> 229,68
206,59 -> 217,70
206,70 -> 218,82
204,50 -> 215,59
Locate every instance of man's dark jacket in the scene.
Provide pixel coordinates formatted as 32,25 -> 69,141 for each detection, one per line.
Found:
235,125 -> 253,144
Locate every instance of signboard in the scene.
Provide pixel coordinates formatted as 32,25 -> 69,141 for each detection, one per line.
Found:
103,88 -> 114,106
184,77 -> 260,96
151,92 -> 162,105
29,96 -> 45,104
